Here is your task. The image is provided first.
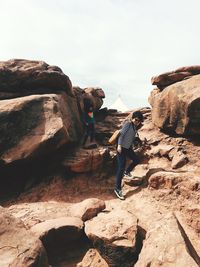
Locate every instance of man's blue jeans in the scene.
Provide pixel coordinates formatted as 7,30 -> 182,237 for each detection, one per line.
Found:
115,147 -> 140,190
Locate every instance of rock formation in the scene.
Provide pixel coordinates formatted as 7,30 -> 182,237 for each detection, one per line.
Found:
0,206 -> 48,267
0,59 -> 105,199
0,59 -> 73,98
149,66 -> 200,135
0,61 -> 200,266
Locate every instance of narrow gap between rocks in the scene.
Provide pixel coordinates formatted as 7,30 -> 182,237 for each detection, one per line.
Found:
41,231 -> 92,267
174,215 -> 200,266
133,225 -> 147,265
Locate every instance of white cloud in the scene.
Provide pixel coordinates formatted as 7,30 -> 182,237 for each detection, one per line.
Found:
0,0 -> 200,109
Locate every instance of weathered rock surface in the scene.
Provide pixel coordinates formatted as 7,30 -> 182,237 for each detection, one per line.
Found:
0,206 -> 48,267
77,248 -> 108,267
171,150 -> 188,169
149,74 -> 200,135
8,198 -> 105,228
83,87 -> 105,110
184,207 -> 200,236
85,209 -> 138,266
151,71 -> 191,89
134,211 -> 198,267
151,65 -> 200,90
62,147 -> 109,173
31,216 -> 84,239
0,59 -> 73,98
0,93 -> 82,165
68,198 -> 105,221
31,217 -> 84,263
1,62 -> 200,266
123,164 -> 148,186
149,144 -> 174,157
73,86 -> 105,111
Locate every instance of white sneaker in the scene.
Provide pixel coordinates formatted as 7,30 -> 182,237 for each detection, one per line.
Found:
124,172 -> 132,179
114,189 -> 125,200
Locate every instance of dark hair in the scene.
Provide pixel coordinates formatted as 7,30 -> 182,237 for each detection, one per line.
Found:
132,111 -> 144,122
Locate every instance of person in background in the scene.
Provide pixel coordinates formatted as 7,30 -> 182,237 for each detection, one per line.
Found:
114,111 -> 144,200
82,100 -> 95,147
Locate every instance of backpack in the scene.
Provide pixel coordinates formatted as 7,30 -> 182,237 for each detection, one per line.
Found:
108,130 -> 120,145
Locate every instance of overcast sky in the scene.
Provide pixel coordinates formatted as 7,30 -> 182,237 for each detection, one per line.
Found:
0,0 -> 200,109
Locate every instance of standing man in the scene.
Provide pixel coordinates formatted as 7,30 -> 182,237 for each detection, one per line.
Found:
114,111 -> 144,200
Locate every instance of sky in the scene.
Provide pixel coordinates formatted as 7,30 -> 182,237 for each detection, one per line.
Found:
0,0 -> 200,109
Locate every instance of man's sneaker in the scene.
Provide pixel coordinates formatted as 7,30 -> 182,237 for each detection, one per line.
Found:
114,189 -> 125,200
124,171 -> 132,178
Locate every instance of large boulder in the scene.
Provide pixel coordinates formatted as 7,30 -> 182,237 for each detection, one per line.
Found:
151,65 -> 200,90
83,87 -> 105,110
135,213 -> 198,267
0,92 -> 82,165
62,147 -> 109,173
149,74 -> 200,135
0,206 -> 48,267
31,217 -> 84,263
68,198 -> 105,221
73,86 -> 105,112
8,199 -> 105,228
85,209 -> 138,266
0,59 -> 73,99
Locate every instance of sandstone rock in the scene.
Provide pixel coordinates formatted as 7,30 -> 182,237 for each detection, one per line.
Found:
151,71 -> 191,89
0,92 -> 82,165
31,216 -> 83,240
175,65 -> 200,75
62,148 -> 108,173
151,65 -> 200,90
149,74 -> 200,135
85,209 -> 138,266
149,145 -> 174,157
185,207 -> 200,235
124,176 -> 144,186
135,213 -> 198,267
84,87 -> 105,98
171,150 -> 188,169
31,217 -> 84,263
148,171 -> 182,189
0,59 -> 73,98
77,248 -> 108,267
0,206 -> 48,267
8,202 -> 70,228
68,198 -> 105,221
124,164 -> 148,186
73,86 -> 105,115
149,171 -> 200,198
83,87 -> 104,110
8,198 -> 105,229
174,175 -> 200,198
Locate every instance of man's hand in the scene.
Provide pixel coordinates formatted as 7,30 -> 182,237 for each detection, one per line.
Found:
117,145 -> 122,154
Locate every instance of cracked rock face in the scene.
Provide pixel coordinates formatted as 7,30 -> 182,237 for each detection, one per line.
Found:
135,212 -> 198,267
0,206 -> 48,267
31,216 -> 84,263
85,209 -> 138,266
0,59 -> 73,98
77,248 -> 108,267
149,73 -> 200,135
0,93 -> 81,164
1,63 -> 200,267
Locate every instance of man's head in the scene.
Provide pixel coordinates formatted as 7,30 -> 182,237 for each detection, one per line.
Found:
131,111 -> 144,126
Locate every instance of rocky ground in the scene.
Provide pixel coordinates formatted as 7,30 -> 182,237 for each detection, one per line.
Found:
1,108 -> 200,267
